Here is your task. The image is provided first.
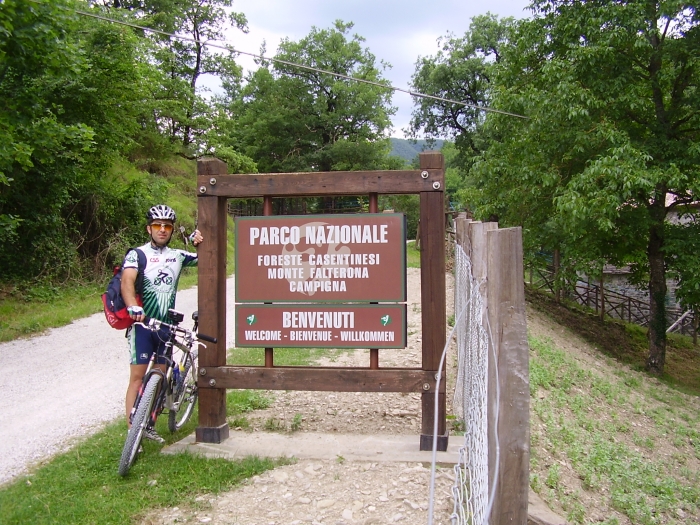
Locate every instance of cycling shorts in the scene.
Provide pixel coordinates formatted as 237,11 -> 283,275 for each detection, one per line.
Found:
128,323 -> 170,365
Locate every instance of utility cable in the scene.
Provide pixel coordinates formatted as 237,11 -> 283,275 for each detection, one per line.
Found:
51,3 -> 528,120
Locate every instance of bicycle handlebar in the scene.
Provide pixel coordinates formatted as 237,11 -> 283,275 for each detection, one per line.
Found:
197,332 -> 217,343
139,316 -> 217,344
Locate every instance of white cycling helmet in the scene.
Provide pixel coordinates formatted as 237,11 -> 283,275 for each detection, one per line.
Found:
146,204 -> 176,223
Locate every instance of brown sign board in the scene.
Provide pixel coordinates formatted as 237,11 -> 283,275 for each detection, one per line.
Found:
235,304 -> 407,349
235,214 -> 406,302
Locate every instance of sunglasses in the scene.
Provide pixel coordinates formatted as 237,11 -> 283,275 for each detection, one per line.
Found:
151,223 -> 174,232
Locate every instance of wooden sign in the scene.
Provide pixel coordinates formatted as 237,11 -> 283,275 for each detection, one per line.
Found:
235,214 -> 406,302
235,304 -> 407,348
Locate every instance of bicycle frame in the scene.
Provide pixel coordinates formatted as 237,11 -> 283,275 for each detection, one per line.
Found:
119,310 -> 216,476
128,312 -> 203,426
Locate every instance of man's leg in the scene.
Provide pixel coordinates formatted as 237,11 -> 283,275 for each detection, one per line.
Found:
125,363 -> 148,425
125,324 -> 152,426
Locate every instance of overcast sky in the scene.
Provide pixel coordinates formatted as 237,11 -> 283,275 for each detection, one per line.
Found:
216,0 -> 533,138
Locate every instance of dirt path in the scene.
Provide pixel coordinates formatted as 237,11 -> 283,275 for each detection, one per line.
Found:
0,278 -> 237,486
144,268 -> 462,525
2,268 -> 568,525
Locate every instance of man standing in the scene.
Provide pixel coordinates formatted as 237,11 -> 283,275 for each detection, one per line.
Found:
121,204 -> 203,441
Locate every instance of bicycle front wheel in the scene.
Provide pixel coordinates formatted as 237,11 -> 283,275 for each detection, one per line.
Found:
168,351 -> 198,432
118,374 -> 162,477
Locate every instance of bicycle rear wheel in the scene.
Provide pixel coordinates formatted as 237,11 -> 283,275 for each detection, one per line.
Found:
118,374 -> 162,476
168,351 -> 198,432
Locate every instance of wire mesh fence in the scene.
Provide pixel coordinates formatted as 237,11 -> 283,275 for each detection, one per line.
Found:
450,244 -> 489,525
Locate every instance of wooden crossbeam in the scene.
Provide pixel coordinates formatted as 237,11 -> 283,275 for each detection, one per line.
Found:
198,366 -> 445,393
197,169 -> 444,197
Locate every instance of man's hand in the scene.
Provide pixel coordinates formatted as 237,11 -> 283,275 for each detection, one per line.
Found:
127,305 -> 144,322
189,229 -> 203,247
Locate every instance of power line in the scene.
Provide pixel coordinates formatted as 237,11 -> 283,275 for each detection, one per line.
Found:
60,3 -> 528,120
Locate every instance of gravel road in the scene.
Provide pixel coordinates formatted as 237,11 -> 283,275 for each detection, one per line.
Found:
0,278 -> 236,486
0,270 -> 462,525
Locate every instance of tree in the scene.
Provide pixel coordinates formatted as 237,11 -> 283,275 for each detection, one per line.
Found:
109,0 -> 248,151
235,21 -> 397,174
0,0 -> 166,279
408,14 -> 516,173
0,0 -> 95,274
472,1 -> 700,374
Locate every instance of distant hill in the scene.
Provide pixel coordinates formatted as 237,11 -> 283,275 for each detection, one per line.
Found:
389,138 -> 445,163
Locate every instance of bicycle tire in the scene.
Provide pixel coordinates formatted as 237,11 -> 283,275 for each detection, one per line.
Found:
118,374 -> 162,476
168,351 -> 198,432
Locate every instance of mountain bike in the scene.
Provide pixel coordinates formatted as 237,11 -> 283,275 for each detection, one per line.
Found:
118,309 -> 216,477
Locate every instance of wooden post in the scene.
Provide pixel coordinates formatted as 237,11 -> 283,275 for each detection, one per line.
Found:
629,297 -> 632,323
369,192 -> 379,370
594,286 -> 598,314
419,152 -> 447,451
196,157 -> 230,444
263,196 -> 274,369
586,278 -> 591,308
486,227 -> 529,525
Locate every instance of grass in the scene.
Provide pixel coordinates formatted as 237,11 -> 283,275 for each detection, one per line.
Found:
228,345 -> 354,366
528,310 -> 700,524
526,287 -> 700,397
0,281 -> 106,342
0,405 -> 288,525
406,240 -> 421,268
0,229 -> 234,343
530,339 -> 700,525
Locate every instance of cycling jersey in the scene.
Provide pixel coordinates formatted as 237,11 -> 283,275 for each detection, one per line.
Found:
123,242 -> 198,365
122,242 -> 198,322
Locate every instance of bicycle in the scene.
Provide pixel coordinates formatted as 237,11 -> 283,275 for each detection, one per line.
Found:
118,309 -> 216,477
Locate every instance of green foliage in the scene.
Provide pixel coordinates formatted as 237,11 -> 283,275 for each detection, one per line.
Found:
0,1 -> 171,280
111,0 -> 248,152
0,419 -> 281,525
380,194 -> 420,239
0,3 -> 409,289
665,219 -> 700,312
408,14 -> 516,174
236,20 -> 396,174
469,1 -> 700,373
0,0 -> 91,272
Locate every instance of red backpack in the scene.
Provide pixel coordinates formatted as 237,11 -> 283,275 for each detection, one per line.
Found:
101,248 -> 146,329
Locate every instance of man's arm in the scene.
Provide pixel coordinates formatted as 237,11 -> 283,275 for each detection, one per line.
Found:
189,229 -> 203,247
121,268 -> 144,321
183,229 -> 204,268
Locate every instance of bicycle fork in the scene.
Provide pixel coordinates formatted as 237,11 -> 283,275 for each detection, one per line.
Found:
128,352 -> 170,426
